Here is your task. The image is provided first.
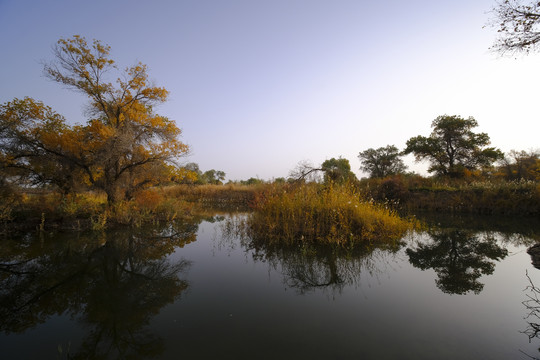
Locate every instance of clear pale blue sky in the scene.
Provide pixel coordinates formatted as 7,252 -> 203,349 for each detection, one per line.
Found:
1,0 -> 539,181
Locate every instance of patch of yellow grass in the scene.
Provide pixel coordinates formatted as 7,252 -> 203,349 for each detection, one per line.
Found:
248,183 -> 413,246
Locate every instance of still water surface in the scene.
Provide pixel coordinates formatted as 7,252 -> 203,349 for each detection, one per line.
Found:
1,213 -> 540,359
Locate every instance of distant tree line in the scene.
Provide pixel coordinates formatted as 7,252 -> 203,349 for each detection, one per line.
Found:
181,163 -> 226,185
357,114 -> 538,181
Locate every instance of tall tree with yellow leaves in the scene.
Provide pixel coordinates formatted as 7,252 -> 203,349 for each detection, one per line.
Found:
0,36 -> 189,203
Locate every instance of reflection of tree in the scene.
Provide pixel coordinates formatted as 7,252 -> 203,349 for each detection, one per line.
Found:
406,229 -> 508,295
0,220 -> 198,359
221,216 -> 402,294
412,212 -> 540,245
520,271 -> 540,360
259,242 -> 401,294
523,271 -> 540,341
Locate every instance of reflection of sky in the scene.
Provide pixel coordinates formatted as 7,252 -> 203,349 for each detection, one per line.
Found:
1,0 -> 539,180
161,219 -> 540,359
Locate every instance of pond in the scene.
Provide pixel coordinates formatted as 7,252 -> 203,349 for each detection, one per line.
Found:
1,212 -> 540,359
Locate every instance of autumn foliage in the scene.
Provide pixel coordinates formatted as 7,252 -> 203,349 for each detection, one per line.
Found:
0,36 -> 189,204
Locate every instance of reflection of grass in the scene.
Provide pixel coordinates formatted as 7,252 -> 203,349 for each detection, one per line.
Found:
247,183 -> 413,246
221,215 -> 404,294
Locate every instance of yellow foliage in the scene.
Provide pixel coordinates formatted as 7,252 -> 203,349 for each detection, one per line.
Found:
248,183 -> 413,246
134,189 -> 164,211
1,36 -> 190,204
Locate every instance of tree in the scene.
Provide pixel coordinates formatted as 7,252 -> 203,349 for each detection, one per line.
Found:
178,163 -> 226,184
498,149 -> 540,180
358,145 -> 407,178
287,158 -> 358,184
179,162 -> 202,184
288,160 -> 323,183
0,98 -> 82,193
321,157 -> 358,184
0,36 -> 189,203
202,169 -> 226,185
241,177 -> 264,185
488,0 -> 540,54
406,229 -> 508,295
403,115 -> 503,177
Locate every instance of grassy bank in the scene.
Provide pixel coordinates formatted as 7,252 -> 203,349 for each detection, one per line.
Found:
4,189 -> 192,232
4,176 -> 537,234
162,184 -> 260,210
362,176 -> 540,215
2,184 -> 263,232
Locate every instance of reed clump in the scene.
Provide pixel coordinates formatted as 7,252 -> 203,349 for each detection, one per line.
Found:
248,182 -> 413,246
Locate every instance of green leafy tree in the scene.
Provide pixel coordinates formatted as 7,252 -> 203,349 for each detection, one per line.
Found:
202,169 -> 226,185
241,177 -> 264,185
321,157 -> 358,184
488,0 -> 540,54
403,115 -> 503,177
358,145 -> 407,178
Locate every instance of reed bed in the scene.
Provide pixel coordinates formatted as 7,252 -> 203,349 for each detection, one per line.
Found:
247,183 -> 413,246
162,184 -> 260,209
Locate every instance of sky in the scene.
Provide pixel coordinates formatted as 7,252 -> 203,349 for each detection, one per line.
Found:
1,0 -> 539,181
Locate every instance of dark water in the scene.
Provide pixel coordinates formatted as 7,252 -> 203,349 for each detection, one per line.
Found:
1,213 -> 540,359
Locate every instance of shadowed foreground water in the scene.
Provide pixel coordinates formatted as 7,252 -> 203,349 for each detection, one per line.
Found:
1,213 -> 539,359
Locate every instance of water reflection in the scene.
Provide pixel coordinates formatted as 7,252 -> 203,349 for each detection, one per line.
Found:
259,242 -> 402,295
528,244 -> 540,270
0,220 -> 199,359
406,229 -> 508,295
412,211 -> 540,245
519,271 -> 540,360
221,216 -> 403,295
522,271 -> 540,341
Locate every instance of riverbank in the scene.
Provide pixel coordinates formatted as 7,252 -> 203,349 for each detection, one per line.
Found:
2,179 -> 538,234
361,176 -> 540,215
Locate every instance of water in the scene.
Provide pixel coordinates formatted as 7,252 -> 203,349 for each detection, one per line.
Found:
1,213 -> 539,359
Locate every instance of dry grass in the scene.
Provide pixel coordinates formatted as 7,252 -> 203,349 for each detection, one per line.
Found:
162,183 -> 263,209
12,188 -> 192,230
247,182 -> 413,246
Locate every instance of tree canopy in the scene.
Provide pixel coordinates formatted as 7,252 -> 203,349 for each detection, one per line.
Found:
321,157 -> 358,184
498,149 -> 540,180
489,0 -> 540,54
0,36 -> 189,203
179,163 -> 226,185
403,115 -> 503,177
358,145 -> 407,178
